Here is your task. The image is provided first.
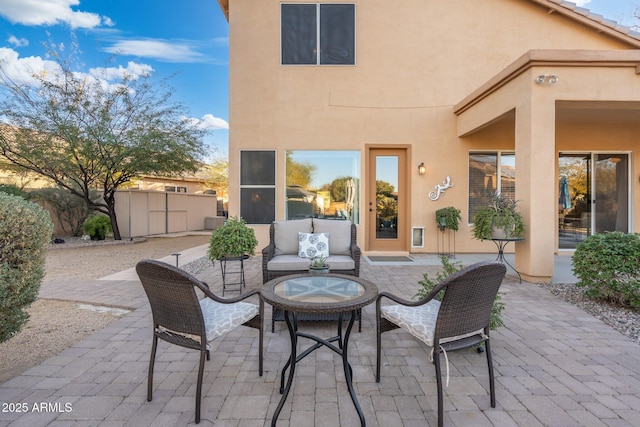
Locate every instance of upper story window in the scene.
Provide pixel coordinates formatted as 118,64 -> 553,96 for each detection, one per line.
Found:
281,3 -> 355,65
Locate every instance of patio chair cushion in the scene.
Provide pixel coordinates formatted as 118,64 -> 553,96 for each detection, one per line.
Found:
274,218 -> 313,255
312,219 -> 352,255
267,254 -> 355,271
381,300 -> 482,347
298,232 -> 330,258
199,298 -> 259,341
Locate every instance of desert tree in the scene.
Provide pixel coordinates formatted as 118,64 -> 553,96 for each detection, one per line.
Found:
0,43 -> 206,239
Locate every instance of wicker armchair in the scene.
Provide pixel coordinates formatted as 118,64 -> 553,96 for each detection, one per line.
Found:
376,261 -> 506,427
136,260 -> 263,424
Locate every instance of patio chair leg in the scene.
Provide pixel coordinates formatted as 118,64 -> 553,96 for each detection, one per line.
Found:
195,350 -> 206,424
434,351 -> 444,427
147,334 -> 158,402
259,324 -> 264,376
485,339 -> 496,408
375,324 -> 382,382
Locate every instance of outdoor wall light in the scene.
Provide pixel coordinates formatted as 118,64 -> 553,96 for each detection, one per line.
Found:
535,74 -> 559,85
418,162 -> 426,175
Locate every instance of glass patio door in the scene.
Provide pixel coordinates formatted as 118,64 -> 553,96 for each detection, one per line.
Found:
367,148 -> 407,251
558,153 -> 629,249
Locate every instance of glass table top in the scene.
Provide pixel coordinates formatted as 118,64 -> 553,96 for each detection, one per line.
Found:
274,276 -> 364,304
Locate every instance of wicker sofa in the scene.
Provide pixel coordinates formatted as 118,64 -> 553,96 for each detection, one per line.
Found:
261,218 -> 361,331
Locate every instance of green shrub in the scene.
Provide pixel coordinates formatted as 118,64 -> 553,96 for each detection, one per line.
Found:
416,256 -> 506,330
0,184 -> 28,199
572,232 -> 640,308
82,214 -> 112,240
208,216 -> 258,263
0,192 -> 54,343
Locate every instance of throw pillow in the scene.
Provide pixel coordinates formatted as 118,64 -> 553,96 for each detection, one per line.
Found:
298,232 -> 330,258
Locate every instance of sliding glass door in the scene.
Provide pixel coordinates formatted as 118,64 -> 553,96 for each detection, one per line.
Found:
558,153 -> 629,249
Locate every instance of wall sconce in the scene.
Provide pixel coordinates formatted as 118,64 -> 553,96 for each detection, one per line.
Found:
535,74 -> 559,85
418,162 -> 426,175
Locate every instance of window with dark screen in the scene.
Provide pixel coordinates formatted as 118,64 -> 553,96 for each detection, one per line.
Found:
281,4 -> 355,65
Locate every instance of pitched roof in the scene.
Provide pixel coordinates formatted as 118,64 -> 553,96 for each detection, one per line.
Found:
529,0 -> 640,47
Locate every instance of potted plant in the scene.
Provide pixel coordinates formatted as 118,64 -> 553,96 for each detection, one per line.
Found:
435,206 -> 462,231
472,192 -> 525,240
308,254 -> 330,274
207,216 -> 258,263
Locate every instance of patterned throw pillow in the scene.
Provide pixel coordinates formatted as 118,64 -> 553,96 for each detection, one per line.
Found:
298,232 -> 330,258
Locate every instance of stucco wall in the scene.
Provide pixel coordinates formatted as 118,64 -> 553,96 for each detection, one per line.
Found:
225,0 -> 639,263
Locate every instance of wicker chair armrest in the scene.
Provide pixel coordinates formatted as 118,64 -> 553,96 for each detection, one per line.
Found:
376,291 -> 423,308
350,243 -> 361,260
199,285 -> 261,304
262,243 -> 276,261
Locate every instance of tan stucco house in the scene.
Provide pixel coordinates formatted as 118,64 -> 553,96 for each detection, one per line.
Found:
217,0 -> 640,282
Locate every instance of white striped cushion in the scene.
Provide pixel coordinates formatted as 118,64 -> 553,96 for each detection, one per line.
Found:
381,300 -> 482,347
381,300 -> 441,346
199,298 -> 259,341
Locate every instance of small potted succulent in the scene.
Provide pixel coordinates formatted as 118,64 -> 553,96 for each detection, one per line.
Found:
308,254 -> 330,274
207,216 -> 258,264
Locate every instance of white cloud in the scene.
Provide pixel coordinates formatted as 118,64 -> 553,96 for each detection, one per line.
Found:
0,47 -> 155,94
186,114 -> 229,131
0,47 -> 62,85
8,35 -> 29,47
103,39 -> 206,63
0,0 -> 113,29
572,1 -> 591,7
89,61 -> 154,81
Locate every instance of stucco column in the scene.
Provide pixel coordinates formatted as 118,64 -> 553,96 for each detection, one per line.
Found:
514,97 -> 556,283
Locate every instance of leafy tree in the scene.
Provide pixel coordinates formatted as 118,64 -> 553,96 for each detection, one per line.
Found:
376,180 -> 395,197
329,176 -> 358,203
0,42 -> 206,240
286,152 -> 316,188
203,158 -> 229,200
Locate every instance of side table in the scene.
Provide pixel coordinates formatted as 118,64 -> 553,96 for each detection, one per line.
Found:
491,238 -> 523,283
219,254 -> 249,296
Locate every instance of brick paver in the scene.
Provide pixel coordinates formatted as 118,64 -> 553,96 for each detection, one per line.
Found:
1,249 -> 639,426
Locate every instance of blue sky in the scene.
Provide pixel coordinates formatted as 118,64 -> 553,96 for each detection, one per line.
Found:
0,0 -> 230,158
576,0 -> 638,25
0,1 -> 637,161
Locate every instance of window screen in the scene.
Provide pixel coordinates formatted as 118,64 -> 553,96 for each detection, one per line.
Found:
240,150 -> 276,224
282,3 -> 355,65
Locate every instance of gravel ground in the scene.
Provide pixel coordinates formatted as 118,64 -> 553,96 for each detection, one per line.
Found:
0,235 -> 210,383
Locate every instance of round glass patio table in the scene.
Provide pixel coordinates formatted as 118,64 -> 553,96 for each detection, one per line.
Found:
261,273 -> 378,427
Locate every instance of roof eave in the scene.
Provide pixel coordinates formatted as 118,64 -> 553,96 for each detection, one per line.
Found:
454,49 -> 640,115
217,0 -> 229,21
528,0 -> 640,48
